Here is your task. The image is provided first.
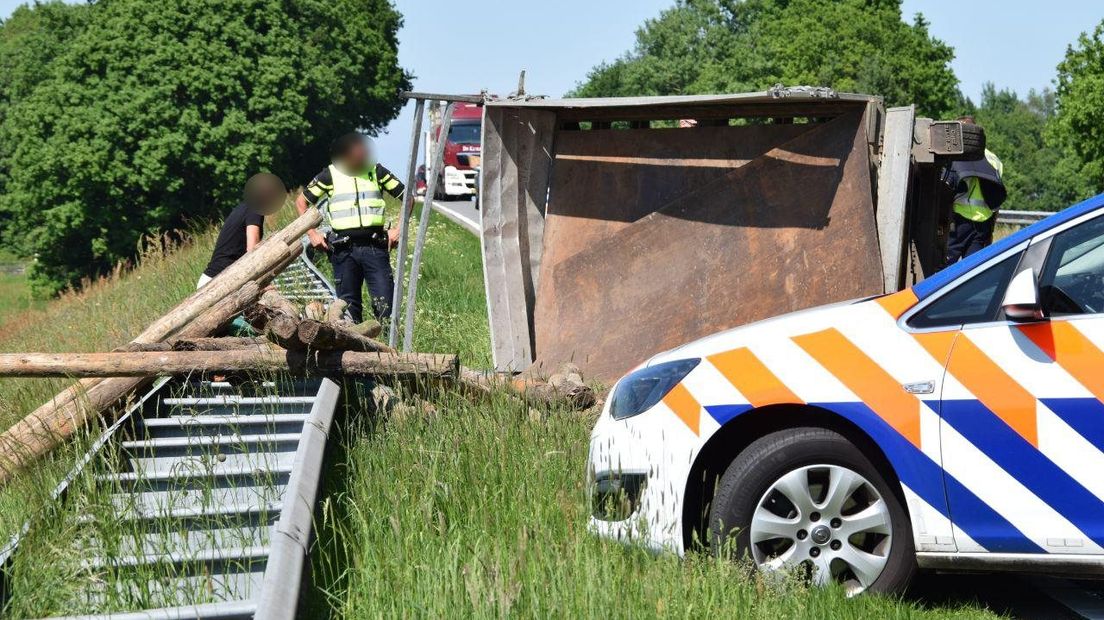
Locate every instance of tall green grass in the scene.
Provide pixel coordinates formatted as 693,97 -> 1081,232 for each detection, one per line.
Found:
0,253 -> 42,325
300,207 -> 998,619
306,391 -> 993,619
0,231 -> 216,545
0,202 -> 998,618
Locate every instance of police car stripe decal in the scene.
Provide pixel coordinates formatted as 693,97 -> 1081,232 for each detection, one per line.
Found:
1037,400 -> 1104,501
654,287 -> 1104,555
942,471 -> 1044,553
875,288 -> 919,319
939,334 -> 1040,446
1021,321 -> 1104,402
942,399 -> 1104,550
707,348 -> 802,407
662,383 -> 702,436
793,329 -> 922,448
940,419 -> 1099,552
1043,398 -> 1104,453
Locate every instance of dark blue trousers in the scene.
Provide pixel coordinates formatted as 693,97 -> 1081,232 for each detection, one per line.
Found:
945,212 -> 996,265
329,242 -> 394,324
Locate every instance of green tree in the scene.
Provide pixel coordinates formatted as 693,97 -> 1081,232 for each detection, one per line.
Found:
1051,21 -> 1104,202
573,0 -> 960,118
973,84 -> 1081,211
0,1 -> 89,231
0,0 -> 410,293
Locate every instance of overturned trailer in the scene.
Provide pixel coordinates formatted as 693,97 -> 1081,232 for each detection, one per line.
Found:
478,87 -> 980,381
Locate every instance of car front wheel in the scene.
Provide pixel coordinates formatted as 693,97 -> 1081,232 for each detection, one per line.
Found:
708,427 -> 915,595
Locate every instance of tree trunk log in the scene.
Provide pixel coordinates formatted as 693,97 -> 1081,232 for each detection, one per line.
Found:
122,337 -> 270,352
12,281 -> 265,439
346,319 -> 383,339
0,212 -> 301,484
324,299 -> 348,324
0,350 -> 458,380
259,289 -> 300,319
131,208 -> 317,345
267,313 -> 303,349
296,319 -> 393,353
304,301 -> 326,321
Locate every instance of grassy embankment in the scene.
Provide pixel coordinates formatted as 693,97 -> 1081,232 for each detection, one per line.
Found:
0,201 -> 996,617
0,252 -> 42,325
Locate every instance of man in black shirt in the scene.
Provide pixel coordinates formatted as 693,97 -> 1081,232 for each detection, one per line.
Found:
199,173 -> 287,287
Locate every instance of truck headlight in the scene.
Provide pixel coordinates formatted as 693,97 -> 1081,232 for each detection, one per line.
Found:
609,359 -> 700,421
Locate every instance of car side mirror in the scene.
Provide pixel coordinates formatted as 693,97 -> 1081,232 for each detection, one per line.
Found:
1002,269 -> 1045,322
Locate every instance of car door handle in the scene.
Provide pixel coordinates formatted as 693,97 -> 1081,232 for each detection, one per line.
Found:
903,380 -> 936,395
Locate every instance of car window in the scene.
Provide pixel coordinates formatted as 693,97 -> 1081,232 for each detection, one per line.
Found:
909,252 -> 1022,329
1039,215 -> 1104,316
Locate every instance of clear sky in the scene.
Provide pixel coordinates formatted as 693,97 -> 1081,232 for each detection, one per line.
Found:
2,0 -> 1101,172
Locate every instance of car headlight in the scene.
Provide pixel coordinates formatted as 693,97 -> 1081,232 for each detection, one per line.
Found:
609,358 -> 700,420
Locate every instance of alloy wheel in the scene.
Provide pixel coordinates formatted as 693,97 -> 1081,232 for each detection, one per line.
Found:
748,464 -> 892,595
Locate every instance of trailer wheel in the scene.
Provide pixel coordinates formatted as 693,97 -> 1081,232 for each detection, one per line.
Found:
959,122 -> 986,159
708,427 -> 915,596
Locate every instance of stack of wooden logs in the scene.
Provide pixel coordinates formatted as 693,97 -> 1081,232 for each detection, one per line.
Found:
0,206 -> 595,483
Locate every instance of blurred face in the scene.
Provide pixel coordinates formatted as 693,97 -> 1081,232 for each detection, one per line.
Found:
243,174 -> 287,216
343,139 -> 371,173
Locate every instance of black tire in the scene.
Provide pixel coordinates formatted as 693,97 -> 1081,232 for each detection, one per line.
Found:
960,122 -> 986,157
708,427 -> 916,595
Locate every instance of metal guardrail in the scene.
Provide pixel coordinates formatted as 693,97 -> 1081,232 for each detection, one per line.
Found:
1,251 -> 344,619
996,210 -> 1055,227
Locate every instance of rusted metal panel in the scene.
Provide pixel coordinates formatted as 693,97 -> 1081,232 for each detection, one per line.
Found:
531,109 -> 883,381
540,123 -> 814,269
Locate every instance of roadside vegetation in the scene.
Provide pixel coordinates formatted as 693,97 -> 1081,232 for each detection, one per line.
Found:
0,205 -> 1000,618
0,252 -> 39,325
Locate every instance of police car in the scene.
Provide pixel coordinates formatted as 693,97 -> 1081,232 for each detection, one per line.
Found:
588,194 -> 1104,595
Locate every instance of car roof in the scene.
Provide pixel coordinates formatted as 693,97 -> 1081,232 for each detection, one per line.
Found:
912,192 -> 1104,300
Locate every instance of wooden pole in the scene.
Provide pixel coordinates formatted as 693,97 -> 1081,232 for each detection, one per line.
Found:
0,260 -> 276,482
131,207 -> 317,345
259,289 -> 300,319
122,336 -> 270,352
0,350 -> 458,380
15,281 -> 265,424
296,319 -> 394,353
324,299 -> 348,324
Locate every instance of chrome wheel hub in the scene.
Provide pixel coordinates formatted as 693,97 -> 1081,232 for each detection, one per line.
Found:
748,464 -> 892,595
810,525 -> 832,545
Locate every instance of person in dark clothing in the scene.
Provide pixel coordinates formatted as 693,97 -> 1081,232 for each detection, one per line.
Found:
199,172 -> 287,287
944,116 -> 1007,264
295,133 -> 405,324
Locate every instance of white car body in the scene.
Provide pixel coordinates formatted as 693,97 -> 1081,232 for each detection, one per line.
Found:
588,194 -> 1104,576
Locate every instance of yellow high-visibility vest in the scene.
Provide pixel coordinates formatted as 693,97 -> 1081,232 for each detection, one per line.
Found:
954,149 -> 1004,223
325,164 -> 386,230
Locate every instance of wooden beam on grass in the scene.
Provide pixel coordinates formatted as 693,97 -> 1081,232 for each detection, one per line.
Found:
0,209 -> 320,484
296,319 -> 393,353
122,336 -> 270,352
0,350 -> 458,381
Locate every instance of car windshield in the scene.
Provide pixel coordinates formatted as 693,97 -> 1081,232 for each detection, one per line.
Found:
448,122 -> 481,145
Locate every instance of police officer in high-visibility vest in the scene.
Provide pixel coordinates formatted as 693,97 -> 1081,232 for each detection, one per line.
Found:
296,132 -> 405,324
944,116 -> 1007,264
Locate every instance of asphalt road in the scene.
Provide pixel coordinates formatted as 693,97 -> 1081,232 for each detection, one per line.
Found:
428,198 -> 480,235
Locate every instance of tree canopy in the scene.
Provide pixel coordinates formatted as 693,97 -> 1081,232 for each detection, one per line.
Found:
970,84 -> 1084,212
572,0 -> 960,117
1050,21 -> 1104,202
0,0 -> 410,293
